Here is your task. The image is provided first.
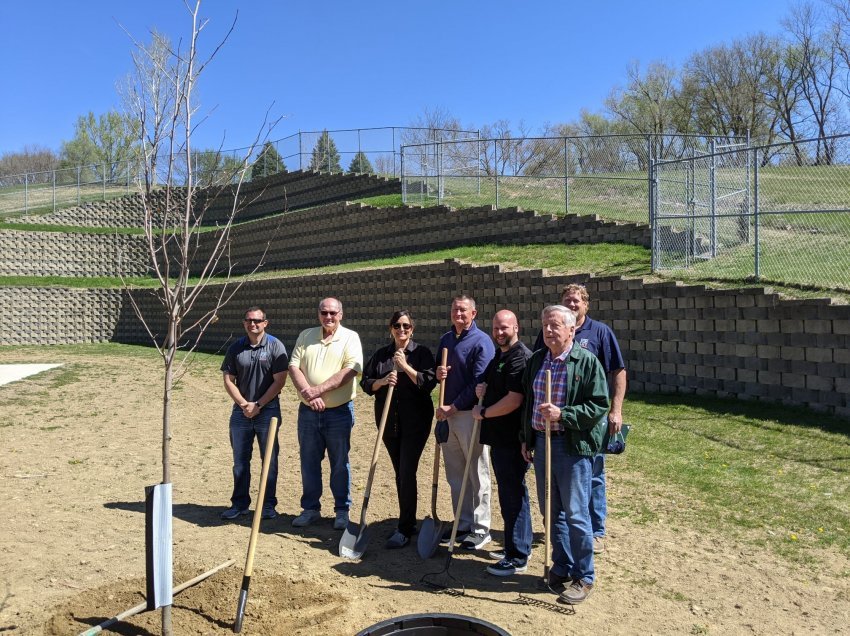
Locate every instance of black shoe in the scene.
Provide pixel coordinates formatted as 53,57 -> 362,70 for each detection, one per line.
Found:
220,507 -> 249,520
440,526 -> 470,544
538,571 -> 571,591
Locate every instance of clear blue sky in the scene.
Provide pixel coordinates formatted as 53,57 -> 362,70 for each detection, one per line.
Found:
1,0 -> 800,155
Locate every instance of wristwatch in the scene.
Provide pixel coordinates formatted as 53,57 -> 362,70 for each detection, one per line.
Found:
480,407 -> 487,419
256,401 -> 263,410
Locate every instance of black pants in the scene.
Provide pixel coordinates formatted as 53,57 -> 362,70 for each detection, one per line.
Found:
382,423 -> 431,537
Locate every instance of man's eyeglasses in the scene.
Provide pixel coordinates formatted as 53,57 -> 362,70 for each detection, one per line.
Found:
320,310 -> 339,317
392,322 -> 412,331
243,318 -> 266,324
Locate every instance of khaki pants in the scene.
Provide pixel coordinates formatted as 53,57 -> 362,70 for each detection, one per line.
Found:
442,410 -> 491,535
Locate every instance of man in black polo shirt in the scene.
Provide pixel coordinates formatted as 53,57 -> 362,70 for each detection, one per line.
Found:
220,306 -> 289,520
472,309 -> 532,576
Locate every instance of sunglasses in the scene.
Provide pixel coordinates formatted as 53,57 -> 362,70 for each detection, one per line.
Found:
320,310 -> 339,317
243,318 -> 266,324
392,322 -> 412,330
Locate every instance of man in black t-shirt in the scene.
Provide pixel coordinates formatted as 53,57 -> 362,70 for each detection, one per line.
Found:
472,310 -> 532,577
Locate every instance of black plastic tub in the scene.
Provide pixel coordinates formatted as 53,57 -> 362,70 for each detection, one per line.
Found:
355,613 -> 510,636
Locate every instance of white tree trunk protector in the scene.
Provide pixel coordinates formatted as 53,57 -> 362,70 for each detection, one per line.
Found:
145,483 -> 173,609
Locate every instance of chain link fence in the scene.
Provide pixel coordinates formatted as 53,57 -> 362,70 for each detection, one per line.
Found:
400,133 -> 744,224
0,161 -> 141,218
0,127 -> 479,219
652,133 -> 850,293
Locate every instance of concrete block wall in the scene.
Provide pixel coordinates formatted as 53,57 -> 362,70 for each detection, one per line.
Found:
0,229 -> 150,277
188,202 -> 651,274
17,189 -> 188,228
103,259 -> 849,418
0,286 -> 124,345
202,170 -> 401,224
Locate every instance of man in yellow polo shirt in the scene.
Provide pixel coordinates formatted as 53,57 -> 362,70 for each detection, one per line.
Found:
288,297 -> 363,530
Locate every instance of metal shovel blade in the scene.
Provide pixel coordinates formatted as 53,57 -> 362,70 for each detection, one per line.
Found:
339,521 -> 370,560
417,517 -> 444,560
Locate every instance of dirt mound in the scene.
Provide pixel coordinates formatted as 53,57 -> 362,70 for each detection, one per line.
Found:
42,564 -> 349,635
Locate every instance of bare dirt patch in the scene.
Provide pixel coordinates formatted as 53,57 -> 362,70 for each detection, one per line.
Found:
0,346 -> 847,635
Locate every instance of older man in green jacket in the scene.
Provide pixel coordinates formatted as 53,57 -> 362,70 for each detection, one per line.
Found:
520,304 -> 609,605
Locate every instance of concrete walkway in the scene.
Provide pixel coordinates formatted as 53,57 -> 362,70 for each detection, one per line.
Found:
0,364 -> 62,386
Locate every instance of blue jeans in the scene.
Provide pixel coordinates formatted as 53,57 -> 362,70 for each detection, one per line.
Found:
297,402 -> 354,513
229,405 -> 281,510
490,444 -> 532,563
590,452 -> 607,538
533,433 -> 594,584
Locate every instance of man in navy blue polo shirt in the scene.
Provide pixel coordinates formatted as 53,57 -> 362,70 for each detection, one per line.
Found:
220,306 -> 289,521
534,284 -> 626,554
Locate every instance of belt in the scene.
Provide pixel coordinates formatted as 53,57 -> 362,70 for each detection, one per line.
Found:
535,428 -> 565,437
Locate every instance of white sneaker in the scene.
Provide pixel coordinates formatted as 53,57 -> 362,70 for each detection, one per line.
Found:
291,509 -> 320,527
333,510 -> 349,530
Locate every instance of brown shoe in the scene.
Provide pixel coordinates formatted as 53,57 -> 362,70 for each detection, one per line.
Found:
559,579 -> 593,604
593,536 -> 605,554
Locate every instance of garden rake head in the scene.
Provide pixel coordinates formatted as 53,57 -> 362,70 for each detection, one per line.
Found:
419,546 -> 465,597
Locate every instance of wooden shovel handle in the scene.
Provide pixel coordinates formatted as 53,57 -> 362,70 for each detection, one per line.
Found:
544,370 -> 552,579
243,416 -> 279,578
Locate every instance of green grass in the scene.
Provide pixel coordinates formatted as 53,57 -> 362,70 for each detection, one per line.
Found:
354,193 -> 404,207
619,393 -> 850,560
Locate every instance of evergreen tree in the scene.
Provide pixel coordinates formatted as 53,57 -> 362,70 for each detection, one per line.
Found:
251,142 -> 286,180
309,130 -> 341,172
347,151 -> 374,174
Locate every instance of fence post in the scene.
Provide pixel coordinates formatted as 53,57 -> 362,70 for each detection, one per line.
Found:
494,139 -> 499,209
357,129 -> 362,174
650,159 -> 657,273
646,135 -> 652,226
392,127 -> 397,178
52,169 -> 56,212
401,147 -> 406,204
437,140 -> 443,203
103,163 -> 107,201
298,131 -> 303,171
753,148 -> 760,281
564,137 -> 570,213
476,130 -> 481,196
77,166 -> 81,205
127,160 -> 131,194
709,138 -> 717,258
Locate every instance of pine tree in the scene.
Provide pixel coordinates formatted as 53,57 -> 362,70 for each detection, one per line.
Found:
251,142 -> 286,180
309,130 -> 341,173
347,151 -> 374,174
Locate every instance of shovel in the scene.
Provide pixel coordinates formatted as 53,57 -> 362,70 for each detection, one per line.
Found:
543,370 -> 554,590
339,374 -> 395,560
233,416 -> 279,633
421,395 -> 485,594
417,348 -> 448,560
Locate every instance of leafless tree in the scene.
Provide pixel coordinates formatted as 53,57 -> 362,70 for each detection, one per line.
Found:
783,2 -> 843,163
121,3 -> 277,633
120,30 -> 179,193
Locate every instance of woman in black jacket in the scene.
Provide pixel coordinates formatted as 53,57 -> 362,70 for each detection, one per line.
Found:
360,310 -> 437,548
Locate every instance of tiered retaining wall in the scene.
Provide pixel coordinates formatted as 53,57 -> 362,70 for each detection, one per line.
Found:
1,201 -> 649,279
6,260 -> 845,417
190,202 -> 651,273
